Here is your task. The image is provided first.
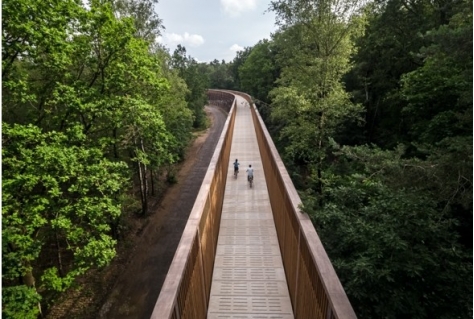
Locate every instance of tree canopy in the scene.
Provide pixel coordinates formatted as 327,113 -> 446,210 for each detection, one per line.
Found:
2,0 -> 196,316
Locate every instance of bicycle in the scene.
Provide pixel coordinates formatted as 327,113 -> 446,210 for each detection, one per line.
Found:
233,159 -> 240,179
248,175 -> 253,188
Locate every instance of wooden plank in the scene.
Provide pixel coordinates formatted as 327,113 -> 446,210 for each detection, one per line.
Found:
207,96 -> 294,319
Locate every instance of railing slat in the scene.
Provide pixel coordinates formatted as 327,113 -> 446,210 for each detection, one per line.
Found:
246,91 -> 357,319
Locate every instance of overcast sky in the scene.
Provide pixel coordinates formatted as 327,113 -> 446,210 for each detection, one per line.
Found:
155,0 -> 278,62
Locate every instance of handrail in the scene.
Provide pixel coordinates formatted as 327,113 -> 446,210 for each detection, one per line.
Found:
150,90 -> 236,319
239,91 -> 357,319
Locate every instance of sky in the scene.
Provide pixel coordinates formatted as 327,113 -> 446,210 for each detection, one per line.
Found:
155,0 -> 278,63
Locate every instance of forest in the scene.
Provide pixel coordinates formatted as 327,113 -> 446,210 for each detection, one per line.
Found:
2,0 -> 472,318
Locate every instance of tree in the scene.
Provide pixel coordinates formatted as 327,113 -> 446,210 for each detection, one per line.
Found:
269,0 -> 365,191
401,1 -> 472,146
400,0 -> 472,246
2,0 -> 194,315
171,45 -> 209,128
229,46 -> 253,90
303,143 -> 472,318
2,124 -> 128,317
112,0 -> 164,43
346,0 -> 466,146
238,39 -> 279,103
206,59 -> 235,89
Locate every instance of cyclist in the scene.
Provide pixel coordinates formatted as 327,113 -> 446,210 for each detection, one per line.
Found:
246,164 -> 254,186
233,159 -> 240,177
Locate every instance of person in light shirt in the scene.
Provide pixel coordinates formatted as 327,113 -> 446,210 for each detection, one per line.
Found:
246,164 -> 254,183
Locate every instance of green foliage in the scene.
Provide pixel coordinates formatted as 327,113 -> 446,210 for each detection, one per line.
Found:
303,143 -> 472,318
230,46 -> 253,90
401,2 -> 472,145
121,96 -> 175,165
2,286 -> 41,319
154,57 -> 194,158
346,0 -> 471,146
269,0 -> 365,188
205,59 -> 236,89
2,0 -> 196,314
171,45 -> 209,129
112,0 -> 164,42
270,85 -> 362,165
238,39 -> 279,103
166,167 -> 178,184
2,123 -> 128,294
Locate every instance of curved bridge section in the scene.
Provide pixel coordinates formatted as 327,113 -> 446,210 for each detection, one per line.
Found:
151,90 -> 357,319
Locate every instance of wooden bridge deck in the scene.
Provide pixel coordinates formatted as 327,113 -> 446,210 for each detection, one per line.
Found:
207,96 -> 295,319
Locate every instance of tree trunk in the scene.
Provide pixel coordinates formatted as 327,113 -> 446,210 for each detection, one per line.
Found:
23,268 -> 43,318
140,138 -> 148,214
317,112 -> 325,206
113,128 -> 119,159
150,169 -> 155,196
137,159 -> 147,215
55,231 -> 63,277
135,138 -> 148,215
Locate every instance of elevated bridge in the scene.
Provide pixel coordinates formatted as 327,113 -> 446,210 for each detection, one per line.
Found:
151,90 -> 357,319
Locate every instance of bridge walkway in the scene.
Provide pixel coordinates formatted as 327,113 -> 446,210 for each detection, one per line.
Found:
207,96 -> 294,319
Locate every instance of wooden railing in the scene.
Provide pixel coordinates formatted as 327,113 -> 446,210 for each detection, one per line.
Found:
242,91 -> 357,319
151,89 -> 357,319
150,90 -> 236,319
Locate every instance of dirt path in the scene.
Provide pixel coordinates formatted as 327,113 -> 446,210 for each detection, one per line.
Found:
97,105 -> 227,318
